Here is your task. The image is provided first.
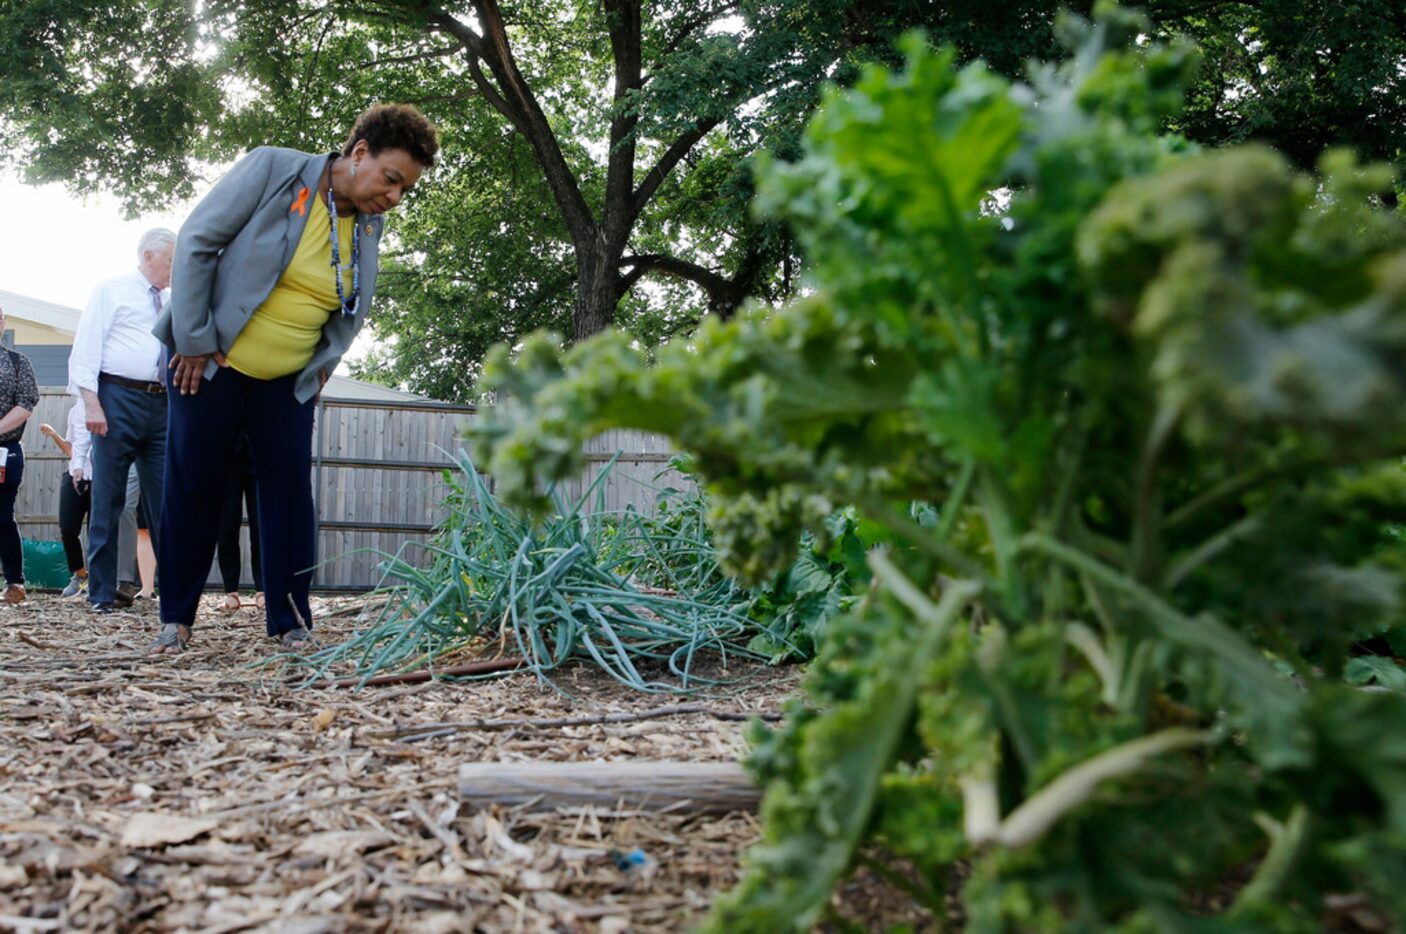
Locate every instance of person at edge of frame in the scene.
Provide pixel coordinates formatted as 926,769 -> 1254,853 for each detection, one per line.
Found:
38,405 -> 93,598
0,306 -> 39,605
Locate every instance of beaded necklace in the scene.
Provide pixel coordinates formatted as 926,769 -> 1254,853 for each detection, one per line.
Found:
326,170 -> 360,316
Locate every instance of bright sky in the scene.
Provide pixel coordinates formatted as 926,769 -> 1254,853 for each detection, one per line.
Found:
0,173 -> 207,309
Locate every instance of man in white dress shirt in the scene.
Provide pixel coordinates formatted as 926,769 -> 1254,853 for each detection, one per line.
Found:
69,229 -> 174,612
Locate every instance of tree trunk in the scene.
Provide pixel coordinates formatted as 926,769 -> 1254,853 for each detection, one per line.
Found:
574,239 -> 623,339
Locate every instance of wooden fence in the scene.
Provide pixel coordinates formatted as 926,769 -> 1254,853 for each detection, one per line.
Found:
16,389 -> 691,591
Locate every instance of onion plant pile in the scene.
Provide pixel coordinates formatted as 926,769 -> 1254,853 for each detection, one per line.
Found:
296,452 -> 767,692
472,7 -> 1406,931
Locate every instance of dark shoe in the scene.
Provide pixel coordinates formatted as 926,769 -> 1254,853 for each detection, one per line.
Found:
3,584 -> 26,605
279,627 -> 319,651
114,583 -> 139,608
90,602 -> 115,615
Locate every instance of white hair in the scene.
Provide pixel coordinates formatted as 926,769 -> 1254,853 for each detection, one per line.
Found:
137,228 -> 176,258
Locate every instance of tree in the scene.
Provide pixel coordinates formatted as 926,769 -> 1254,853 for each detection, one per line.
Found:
1151,0 -> 1406,174
1,0 -> 1084,398
2,2 -> 1400,401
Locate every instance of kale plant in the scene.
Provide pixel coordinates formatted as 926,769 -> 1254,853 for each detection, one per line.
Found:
638,462 -> 869,662
473,6 -> 1406,929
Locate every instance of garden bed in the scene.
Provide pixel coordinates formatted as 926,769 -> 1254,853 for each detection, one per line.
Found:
0,593 -> 807,932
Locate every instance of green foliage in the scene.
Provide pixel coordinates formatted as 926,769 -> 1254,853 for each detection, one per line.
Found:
6,2 -> 1400,399
1152,0 -> 1406,170
294,452 -> 768,692
472,7 -> 1406,929
741,517 -> 863,662
642,470 -> 870,662
0,0 -> 222,207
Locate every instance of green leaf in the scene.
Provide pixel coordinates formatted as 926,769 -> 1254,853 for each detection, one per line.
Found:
789,551 -> 837,596
1344,656 -> 1406,693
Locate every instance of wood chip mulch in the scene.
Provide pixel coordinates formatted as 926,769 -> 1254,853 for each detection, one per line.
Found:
0,592 -> 805,933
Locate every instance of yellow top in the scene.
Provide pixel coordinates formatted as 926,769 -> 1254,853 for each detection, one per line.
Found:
226,204 -> 355,379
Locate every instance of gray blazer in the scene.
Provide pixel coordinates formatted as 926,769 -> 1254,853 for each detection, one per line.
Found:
154,146 -> 385,403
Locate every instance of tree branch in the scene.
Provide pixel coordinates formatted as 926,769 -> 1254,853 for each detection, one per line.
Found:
620,220 -> 783,318
372,43 -> 466,67
432,3 -> 597,245
617,263 -> 651,295
465,52 -> 527,133
621,252 -> 730,296
427,7 -> 505,120
631,116 -> 722,223
643,1 -> 739,85
406,88 -> 484,108
603,0 -> 643,249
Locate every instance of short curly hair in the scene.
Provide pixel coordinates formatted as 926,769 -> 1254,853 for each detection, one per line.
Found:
343,103 -> 439,168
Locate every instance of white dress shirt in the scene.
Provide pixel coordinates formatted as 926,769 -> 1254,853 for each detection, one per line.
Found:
66,403 -> 93,477
68,268 -> 168,394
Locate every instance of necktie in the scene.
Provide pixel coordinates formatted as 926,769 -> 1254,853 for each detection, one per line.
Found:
150,285 -> 168,379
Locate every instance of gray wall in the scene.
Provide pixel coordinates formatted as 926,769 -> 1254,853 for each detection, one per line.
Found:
15,345 -> 71,388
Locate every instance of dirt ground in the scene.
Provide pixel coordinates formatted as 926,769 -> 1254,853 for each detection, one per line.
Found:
0,592 -> 807,933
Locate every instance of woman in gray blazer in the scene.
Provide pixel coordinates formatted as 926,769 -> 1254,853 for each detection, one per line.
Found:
151,104 -> 438,654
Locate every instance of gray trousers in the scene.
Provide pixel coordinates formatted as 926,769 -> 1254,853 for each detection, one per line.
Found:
116,467 -> 139,585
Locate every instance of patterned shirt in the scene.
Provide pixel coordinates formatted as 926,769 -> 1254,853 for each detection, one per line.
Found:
0,349 -> 38,444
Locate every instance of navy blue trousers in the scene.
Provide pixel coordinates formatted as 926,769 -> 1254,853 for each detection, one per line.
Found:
0,441 -> 25,585
89,382 -> 166,605
159,367 -> 315,636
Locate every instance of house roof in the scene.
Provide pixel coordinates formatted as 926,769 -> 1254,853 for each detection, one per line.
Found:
322,375 -> 434,402
0,289 -> 84,333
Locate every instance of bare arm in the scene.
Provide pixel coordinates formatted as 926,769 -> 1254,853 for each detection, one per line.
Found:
38,422 -> 72,457
0,406 -> 31,438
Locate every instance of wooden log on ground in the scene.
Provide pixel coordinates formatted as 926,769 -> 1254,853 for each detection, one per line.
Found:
309,657 -> 525,689
458,760 -> 760,814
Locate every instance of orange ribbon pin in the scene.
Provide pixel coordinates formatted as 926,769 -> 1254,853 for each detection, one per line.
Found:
290,186 -> 310,216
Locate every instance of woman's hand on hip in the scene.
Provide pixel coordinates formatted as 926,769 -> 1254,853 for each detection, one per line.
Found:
170,352 -> 229,395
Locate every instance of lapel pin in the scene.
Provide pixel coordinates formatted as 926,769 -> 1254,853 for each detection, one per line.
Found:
364,223 -> 374,236
290,186 -> 310,217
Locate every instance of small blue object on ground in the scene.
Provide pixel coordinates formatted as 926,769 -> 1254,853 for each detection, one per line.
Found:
609,847 -> 649,872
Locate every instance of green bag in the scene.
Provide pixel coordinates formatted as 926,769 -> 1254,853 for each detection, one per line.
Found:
22,538 -> 71,590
